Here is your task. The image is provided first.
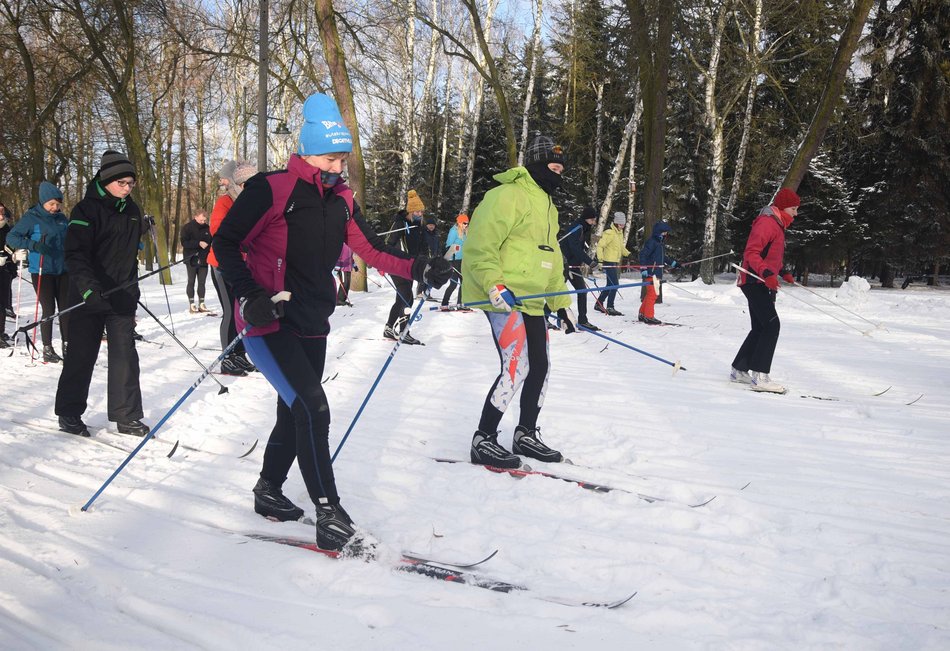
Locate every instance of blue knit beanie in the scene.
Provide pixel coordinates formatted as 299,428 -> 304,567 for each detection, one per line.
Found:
39,181 -> 63,204
297,93 -> 353,156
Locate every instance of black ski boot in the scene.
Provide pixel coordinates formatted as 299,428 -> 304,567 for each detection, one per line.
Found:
43,345 -> 63,363
220,354 -> 249,376
58,415 -> 90,437
233,354 -> 258,373
400,331 -> 423,345
253,477 -> 304,522
316,501 -> 374,557
512,426 -> 563,463
606,307 -> 624,316
470,430 -> 521,469
382,325 -> 399,341
116,419 -> 150,436
577,320 -> 600,331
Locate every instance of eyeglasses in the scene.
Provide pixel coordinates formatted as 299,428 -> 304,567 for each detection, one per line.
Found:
115,180 -> 136,188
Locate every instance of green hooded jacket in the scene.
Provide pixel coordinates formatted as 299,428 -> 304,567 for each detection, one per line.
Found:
461,167 -> 571,316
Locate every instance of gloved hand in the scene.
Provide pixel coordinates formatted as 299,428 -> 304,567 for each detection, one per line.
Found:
82,289 -> 105,309
641,270 -> 649,279
488,284 -> 517,311
670,260 -> 679,269
13,249 -> 28,263
782,273 -> 795,285
240,290 -> 284,327
556,307 -> 576,334
588,260 -> 599,273
411,256 -> 452,289
32,242 -> 54,256
762,270 -> 779,291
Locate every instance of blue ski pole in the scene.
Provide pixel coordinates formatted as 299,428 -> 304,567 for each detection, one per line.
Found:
332,291 -> 429,462
81,291 -> 291,512
577,325 -> 685,372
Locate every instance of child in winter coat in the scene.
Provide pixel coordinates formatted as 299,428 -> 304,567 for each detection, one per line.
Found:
638,221 -> 678,324
7,181 -> 70,362
595,212 -> 630,316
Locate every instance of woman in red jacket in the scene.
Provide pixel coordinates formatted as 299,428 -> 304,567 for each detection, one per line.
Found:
730,188 -> 800,394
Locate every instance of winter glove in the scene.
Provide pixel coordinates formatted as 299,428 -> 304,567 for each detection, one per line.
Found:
82,289 -> 105,309
410,256 -> 452,289
556,307 -> 577,334
782,273 -> 795,285
32,242 -> 54,257
240,290 -> 284,327
669,260 -> 679,269
488,284 -> 517,312
588,260 -> 599,273
641,270 -> 649,279
761,270 -> 780,291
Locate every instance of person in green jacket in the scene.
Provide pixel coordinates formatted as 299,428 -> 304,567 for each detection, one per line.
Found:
594,212 -> 631,316
461,133 -> 576,469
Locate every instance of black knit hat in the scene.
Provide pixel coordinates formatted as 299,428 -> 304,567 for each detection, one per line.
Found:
580,205 -> 596,221
524,133 -> 566,168
99,150 -> 136,185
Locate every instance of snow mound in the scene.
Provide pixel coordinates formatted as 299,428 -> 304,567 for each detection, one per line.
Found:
835,276 -> 871,304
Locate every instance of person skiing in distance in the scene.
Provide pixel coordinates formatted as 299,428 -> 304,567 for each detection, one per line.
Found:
462,132 -> 575,470
0,210 -> 17,347
54,151 -> 150,438
559,205 -> 600,330
180,209 -> 212,313
207,160 -> 258,376
6,182 -> 71,362
212,92 -> 451,554
594,212 -> 630,316
730,187 -> 801,394
383,190 -> 426,344
638,221 -> 678,325
440,213 -> 468,310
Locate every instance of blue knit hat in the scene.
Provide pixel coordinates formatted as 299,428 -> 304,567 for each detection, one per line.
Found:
297,93 -> 353,156
39,181 -> 63,204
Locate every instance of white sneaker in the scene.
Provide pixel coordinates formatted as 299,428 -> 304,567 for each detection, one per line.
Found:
750,371 -> 786,394
730,367 -> 753,384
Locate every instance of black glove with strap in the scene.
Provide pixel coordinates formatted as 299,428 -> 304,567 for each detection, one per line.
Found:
411,256 -> 452,289
240,290 -> 284,327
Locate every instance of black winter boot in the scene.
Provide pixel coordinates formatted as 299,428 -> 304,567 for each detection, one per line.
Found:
116,419 -> 150,436
253,477 -> 304,522
58,415 -> 90,437
43,345 -> 63,363
316,501 -> 375,557
512,426 -> 563,463
470,430 -> 521,469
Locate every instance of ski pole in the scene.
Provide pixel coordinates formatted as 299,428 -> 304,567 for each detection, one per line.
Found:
376,224 -> 419,237
786,279 -> 884,331
29,246 -> 45,364
577,325 -> 685,372
332,290 -> 429,463
137,300 -> 228,394
12,258 -> 187,336
8,257 -> 26,357
731,263 -> 870,336
430,280 -> 652,311
557,223 -> 582,243
81,291 -> 291,512
676,250 -> 735,267
147,217 -> 176,335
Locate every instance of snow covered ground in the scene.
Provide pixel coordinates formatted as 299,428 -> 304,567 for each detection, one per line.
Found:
2,265 -> 948,650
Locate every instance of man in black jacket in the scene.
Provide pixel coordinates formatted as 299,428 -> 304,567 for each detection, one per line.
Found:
559,206 -> 600,331
54,150 -> 150,438
180,209 -> 212,313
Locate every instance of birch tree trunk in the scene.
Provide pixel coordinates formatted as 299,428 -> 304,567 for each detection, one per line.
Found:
591,81 -> 605,205
699,1 -> 731,284
723,0 -> 763,236
398,0 -> 417,199
418,0 -> 440,157
436,57 -> 454,212
518,0 -> 543,166
595,83 -> 641,239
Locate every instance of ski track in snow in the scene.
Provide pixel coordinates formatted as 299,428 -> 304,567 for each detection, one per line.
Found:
1,268 -> 949,649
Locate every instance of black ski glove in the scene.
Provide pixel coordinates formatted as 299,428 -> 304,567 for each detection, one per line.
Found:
82,289 -> 106,310
556,307 -> 576,334
411,256 -> 452,289
240,290 -> 284,327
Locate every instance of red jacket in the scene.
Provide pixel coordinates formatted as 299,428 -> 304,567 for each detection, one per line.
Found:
738,205 -> 791,286
206,194 -> 233,268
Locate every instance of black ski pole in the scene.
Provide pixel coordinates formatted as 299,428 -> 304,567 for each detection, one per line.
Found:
137,300 -> 228,394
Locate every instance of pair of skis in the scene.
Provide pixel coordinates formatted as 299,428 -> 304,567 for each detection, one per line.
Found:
240,531 -> 635,609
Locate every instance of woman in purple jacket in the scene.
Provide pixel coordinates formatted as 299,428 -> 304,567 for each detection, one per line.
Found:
213,93 -> 450,554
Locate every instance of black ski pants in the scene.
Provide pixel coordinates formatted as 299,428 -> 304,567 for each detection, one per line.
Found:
732,283 -> 781,374
245,330 -> 338,505
566,269 -> 589,321
386,275 -> 414,331
441,260 -> 463,306
210,266 -> 245,354
55,309 -> 143,422
478,311 -> 549,434
31,272 -> 71,346
185,264 -> 208,302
